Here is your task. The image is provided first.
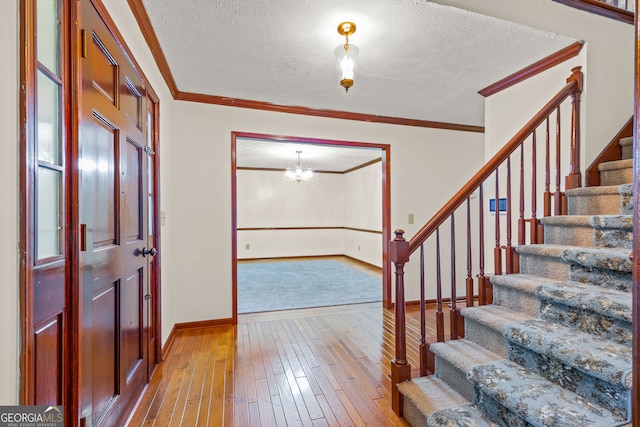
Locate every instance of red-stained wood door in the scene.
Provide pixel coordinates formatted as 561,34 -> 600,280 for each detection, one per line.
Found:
79,1 -> 152,425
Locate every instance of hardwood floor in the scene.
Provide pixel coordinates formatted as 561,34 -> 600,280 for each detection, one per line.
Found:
127,302 -> 437,426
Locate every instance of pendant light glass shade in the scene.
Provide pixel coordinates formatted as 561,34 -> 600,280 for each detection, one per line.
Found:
334,43 -> 359,92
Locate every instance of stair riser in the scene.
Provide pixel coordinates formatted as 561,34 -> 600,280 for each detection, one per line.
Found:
539,299 -> 631,346
567,193 -> 631,215
434,357 -> 475,402
543,224 -> 632,249
517,254 -> 569,281
403,399 -> 429,427
465,320 -> 509,359
475,391 -> 530,427
570,265 -> 632,292
622,144 -> 632,160
600,167 -> 633,186
507,342 -> 629,419
492,285 -> 539,318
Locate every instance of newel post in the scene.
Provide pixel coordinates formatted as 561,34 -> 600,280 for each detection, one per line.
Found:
566,66 -> 583,190
389,230 -> 412,416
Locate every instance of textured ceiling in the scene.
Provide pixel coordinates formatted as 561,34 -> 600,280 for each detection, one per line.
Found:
236,138 -> 382,172
140,0 -> 577,127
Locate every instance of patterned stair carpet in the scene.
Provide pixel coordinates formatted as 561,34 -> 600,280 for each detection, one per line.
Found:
398,137 -> 634,426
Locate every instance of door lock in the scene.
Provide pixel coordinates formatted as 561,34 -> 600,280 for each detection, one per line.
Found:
141,247 -> 157,257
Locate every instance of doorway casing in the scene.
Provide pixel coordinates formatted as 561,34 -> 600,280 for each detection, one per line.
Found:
231,131 -> 392,323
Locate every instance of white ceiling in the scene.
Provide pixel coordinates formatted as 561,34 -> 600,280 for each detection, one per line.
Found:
236,138 -> 382,172
139,0 -> 578,168
140,0 -> 577,127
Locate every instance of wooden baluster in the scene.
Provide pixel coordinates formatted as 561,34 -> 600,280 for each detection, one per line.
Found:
478,186 -> 491,304
531,132 -> 541,244
435,229 -> 445,342
450,214 -> 463,339
419,244 -> 430,376
389,230 -> 411,416
544,118 -> 552,217
565,66 -> 583,190
505,157 -> 517,274
518,144 -> 526,246
554,107 -> 564,215
494,170 -> 502,275
466,198 -> 474,307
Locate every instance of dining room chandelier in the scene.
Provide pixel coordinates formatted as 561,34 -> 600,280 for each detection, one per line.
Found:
285,150 -> 313,182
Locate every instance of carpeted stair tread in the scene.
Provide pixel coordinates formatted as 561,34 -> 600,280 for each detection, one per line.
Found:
566,183 -> 633,215
561,246 -> 632,273
461,305 -> 532,331
398,376 -> 468,424
540,214 -> 632,230
430,339 -> 503,373
491,273 -> 562,294
590,214 -> 633,229
620,136 -> 633,160
534,280 -> 632,322
516,243 -> 568,257
427,403 -> 499,427
468,360 -> 623,426
565,183 -> 631,197
518,244 -> 632,272
504,318 -> 632,389
598,158 -> 633,171
540,215 -> 633,248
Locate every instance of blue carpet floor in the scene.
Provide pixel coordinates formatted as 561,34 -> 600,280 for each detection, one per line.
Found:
237,259 -> 382,313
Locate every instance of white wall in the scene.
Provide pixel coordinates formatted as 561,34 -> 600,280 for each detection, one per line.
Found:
169,100 -> 484,322
101,0 -> 177,344
438,0 -> 634,167
0,0 -> 19,406
237,161 -> 383,266
237,170 -> 346,259
343,162 -> 383,266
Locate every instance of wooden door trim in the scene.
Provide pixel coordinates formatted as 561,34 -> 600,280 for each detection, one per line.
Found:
147,91 -> 162,364
231,132 -> 393,324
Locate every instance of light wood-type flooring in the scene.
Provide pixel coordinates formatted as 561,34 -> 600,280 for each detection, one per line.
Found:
127,300 -> 441,426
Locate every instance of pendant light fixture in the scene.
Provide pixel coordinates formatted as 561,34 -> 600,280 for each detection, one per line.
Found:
335,21 -> 358,92
285,150 -> 313,182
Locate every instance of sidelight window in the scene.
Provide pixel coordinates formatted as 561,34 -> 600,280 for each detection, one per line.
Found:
35,0 -> 64,261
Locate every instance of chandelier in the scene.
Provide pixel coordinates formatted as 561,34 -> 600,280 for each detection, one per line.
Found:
285,150 -> 313,182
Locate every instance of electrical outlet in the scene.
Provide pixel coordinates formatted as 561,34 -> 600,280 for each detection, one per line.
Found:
245,244 -> 250,250
408,213 -> 414,224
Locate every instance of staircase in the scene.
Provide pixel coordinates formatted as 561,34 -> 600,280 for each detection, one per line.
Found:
397,136 -> 634,426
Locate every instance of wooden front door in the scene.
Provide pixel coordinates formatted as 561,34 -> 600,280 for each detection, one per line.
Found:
79,1 -> 152,425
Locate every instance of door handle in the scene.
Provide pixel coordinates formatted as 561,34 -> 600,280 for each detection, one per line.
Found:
141,247 -> 157,257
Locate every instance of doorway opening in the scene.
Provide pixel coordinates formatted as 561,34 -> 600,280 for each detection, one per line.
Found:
231,132 -> 391,322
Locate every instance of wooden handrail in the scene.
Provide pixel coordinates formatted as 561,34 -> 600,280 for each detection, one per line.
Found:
553,0 -> 634,24
406,67 -> 583,255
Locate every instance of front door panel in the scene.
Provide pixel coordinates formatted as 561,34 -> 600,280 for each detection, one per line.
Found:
80,1 -> 149,425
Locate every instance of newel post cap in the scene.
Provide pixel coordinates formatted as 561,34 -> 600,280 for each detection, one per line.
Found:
389,229 -> 410,263
567,66 -> 583,92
